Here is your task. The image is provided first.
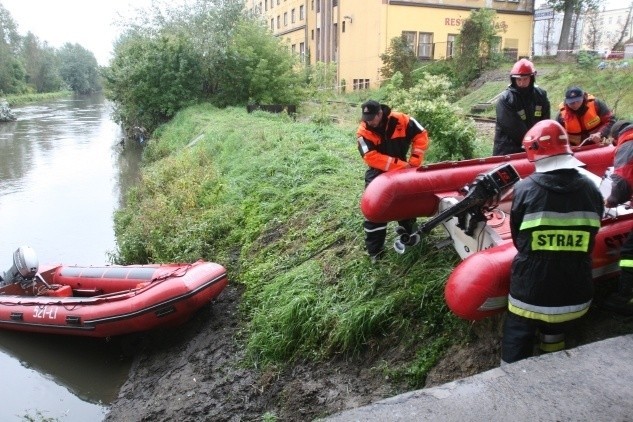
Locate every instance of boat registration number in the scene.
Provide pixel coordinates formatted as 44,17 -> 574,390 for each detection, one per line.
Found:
33,306 -> 58,319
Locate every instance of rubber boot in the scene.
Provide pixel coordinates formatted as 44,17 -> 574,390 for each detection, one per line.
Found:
539,332 -> 565,354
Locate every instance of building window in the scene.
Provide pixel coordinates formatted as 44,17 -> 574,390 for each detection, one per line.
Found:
284,12 -> 288,26
311,29 -> 314,40
300,5 -> 304,20
503,38 -> 519,60
291,9 -> 295,23
418,32 -> 433,59
277,15 -> 280,29
277,0 -> 280,5
300,42 -> 305,62
311,0 -> 314,11
342,21 -> 346,33
271,19 -> 274,31
333,0 -> 338,6
446,34 -> 457,58
402,31 -> 416,53
352,79 -> 371,90
292,44 -> 296,53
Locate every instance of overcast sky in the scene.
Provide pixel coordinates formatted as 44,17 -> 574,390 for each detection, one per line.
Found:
2,0 -> 626,66
1,0 -> 150,65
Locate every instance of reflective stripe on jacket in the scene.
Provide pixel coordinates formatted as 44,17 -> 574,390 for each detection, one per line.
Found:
509,169 -> 604,323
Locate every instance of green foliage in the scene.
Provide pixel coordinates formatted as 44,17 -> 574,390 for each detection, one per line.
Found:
415,60 -> 458,87
385,72 -> 476,161
108,0 -> 303,121
113,105 -> 464,384
380,36 -> 418,88
212,20 -> 303,106
453,8 -> 503,86
0,45 -> 27,94
304,62 -> 338,96
576,50 -> 600,70
57,43 -> 101,94
104,32 -> 205,132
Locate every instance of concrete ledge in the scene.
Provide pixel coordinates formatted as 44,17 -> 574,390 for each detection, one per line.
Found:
323,335 -> 633,421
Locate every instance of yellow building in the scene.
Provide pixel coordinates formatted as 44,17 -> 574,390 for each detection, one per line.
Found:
245,0 -> 536,90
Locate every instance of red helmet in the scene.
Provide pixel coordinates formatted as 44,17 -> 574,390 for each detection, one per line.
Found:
522,120 -> 571,162
510,58 -> 536,77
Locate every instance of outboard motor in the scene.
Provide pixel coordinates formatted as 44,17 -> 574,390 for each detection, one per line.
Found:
1,246 -> 39,286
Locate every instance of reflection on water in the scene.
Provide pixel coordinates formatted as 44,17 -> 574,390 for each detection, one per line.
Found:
0,94 -> 142,421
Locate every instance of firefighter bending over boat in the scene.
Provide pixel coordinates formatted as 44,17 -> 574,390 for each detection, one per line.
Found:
555,86 -> 615,146
356,100 -> 429,263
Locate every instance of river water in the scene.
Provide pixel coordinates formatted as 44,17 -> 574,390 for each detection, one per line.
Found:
0,94 -> 142,421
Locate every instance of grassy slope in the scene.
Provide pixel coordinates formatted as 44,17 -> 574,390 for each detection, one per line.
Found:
113,61 -> 633,388
457,61 -> 633,121
114,104 -> 463,387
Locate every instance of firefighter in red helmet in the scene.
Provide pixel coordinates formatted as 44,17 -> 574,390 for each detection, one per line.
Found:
502,119 -> 603,364
493,59 -> 551,156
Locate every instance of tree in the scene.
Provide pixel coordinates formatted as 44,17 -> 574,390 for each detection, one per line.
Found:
583,8 -> 602,51
20,32 -> 63,93
104,32 -> 205,131
212,19 -> 302,106
0,3 -> 26,94
57,43 -> 101,94
109,0 -> 302,114
0,3 -> 20,52
609,1 -> 633,52
453,8 -> 502,85
548,0 -> 600,59
380,35 -> 417,89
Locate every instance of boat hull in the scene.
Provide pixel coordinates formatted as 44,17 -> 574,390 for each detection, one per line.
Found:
445,209 -> 633,321
361,144 -> 614,223
0,260 -> 228,337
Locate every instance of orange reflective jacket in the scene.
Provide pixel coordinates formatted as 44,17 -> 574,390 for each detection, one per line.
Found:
558,96 -> 611,145
357,111 -> 429,172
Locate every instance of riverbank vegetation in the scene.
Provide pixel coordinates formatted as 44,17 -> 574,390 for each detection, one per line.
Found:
113,56 -> 633,383
107,0 -> 633,388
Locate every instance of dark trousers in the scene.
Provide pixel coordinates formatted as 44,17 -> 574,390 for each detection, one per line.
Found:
363,167 -> 415,255
501,312 -> 578,364
618,230 -> 633,295
364,218 -> 415,255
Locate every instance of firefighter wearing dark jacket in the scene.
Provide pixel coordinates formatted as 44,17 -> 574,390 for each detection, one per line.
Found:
357,100 -> 429,262
493,58 -> 551,156
502,119 -> 604,364
603,120 -> 633,315
556,86 -> 615,146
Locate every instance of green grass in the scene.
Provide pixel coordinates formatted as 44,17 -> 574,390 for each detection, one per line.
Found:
3,91 -> 73,106
113,104 -> 466,387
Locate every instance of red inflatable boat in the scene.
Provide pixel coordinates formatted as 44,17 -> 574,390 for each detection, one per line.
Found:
361,144 -> 624,321
0,252 -> 228,337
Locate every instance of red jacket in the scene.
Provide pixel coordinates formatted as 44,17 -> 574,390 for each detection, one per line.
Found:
606,125 -> 633,207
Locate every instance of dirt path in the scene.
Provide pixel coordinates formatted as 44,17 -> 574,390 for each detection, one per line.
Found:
104,280 -> 633,422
